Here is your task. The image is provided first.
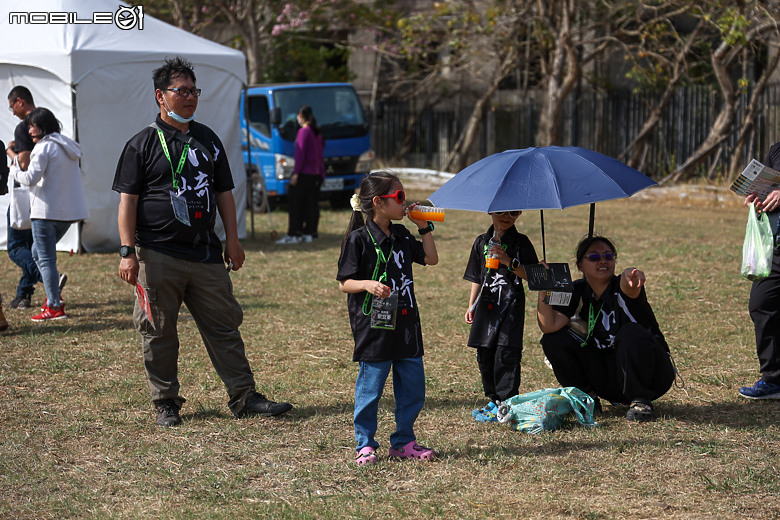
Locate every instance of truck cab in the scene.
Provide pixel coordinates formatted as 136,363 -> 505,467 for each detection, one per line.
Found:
241,82 -> 374,210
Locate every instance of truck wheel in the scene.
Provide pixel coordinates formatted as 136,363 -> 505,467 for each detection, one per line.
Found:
329,190 -> 354,209
250,172 -> 272,212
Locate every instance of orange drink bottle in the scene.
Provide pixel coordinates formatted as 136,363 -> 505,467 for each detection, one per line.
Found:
485,235 -> 501,269
408,205 -> 445,222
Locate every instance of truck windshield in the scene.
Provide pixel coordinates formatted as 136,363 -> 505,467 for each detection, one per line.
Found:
273,86 -> 368,141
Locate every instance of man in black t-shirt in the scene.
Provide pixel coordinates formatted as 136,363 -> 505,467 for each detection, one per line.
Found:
113,57 -> 292,426
5,86 -> 44,310
741,143 -> 780,399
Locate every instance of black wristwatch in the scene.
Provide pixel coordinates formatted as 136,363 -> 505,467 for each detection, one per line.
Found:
119,245 -> 135,258
510,258 -> 521,272
418,221 -> 434,235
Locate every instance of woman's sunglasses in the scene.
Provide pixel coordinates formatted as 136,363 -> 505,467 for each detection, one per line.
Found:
491,210 -> 521,218
584,252 -> 617,262
379,189 -> 405,204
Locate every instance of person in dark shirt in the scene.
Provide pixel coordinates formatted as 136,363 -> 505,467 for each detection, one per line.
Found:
113,56 -> 292,427
536,235 -> 675,422
740,142 -> 780,399
337,171 -> 438,465
463,211 -> 538,407
5,86 -> 45,311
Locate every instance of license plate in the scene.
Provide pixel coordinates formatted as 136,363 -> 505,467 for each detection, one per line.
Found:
321,177 -> 344,191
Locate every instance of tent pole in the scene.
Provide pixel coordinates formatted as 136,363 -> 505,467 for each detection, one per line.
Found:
588,203 -> 595,237
242,88 -> 255,240
540,210 -> 546,262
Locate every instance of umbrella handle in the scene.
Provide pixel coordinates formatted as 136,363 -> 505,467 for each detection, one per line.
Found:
589,204 -> 595,237
540,210 -> 546,263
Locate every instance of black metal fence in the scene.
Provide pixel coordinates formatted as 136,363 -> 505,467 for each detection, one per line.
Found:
372,83 -> 780,179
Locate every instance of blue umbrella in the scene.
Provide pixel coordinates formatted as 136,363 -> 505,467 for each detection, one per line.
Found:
427,146 -> 657,258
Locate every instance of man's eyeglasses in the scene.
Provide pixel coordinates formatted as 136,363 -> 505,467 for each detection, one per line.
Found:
584,252 -> 617,262
379,189 -> 405,204
166,87 -> 202,98
491,210 -> 521,218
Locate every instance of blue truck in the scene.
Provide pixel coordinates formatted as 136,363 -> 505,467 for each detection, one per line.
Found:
241,82 -> 374,210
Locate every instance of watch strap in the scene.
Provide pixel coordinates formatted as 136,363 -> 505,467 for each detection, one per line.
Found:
418,221 -> 434,235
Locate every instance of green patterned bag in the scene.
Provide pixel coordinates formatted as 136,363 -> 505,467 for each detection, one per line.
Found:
495,387 -> 598,434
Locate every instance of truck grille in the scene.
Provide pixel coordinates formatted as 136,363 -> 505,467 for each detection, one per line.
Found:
324,156 -> 358,176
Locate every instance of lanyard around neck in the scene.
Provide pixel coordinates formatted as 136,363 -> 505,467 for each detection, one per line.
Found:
362,227 -> 393,315
157,129 -> 189,191
581,300 -> 605,347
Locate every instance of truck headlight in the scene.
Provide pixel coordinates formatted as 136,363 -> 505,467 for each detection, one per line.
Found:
275,154 -> 295,180
356,149 -> 375,174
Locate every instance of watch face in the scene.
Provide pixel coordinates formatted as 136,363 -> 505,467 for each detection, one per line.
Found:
120,246 -> 132,257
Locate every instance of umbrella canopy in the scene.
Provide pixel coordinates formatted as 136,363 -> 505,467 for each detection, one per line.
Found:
428,146 -> 656,212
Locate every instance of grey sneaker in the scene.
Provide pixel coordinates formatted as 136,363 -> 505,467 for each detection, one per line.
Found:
10,294 -> 32,309
275,234 -> 302,245
626,399 -> 654,422
155,400 -> 182,427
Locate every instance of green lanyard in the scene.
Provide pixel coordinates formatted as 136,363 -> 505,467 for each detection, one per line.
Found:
362,227 -> 393,315
581,301 -> 605,347
157,129 -> 189,191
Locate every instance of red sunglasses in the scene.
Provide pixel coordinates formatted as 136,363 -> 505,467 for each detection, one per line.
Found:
378,189 -> 405,204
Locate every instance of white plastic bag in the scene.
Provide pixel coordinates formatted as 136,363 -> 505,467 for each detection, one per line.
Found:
741,202 -> 773,281
9,163 -> 32,230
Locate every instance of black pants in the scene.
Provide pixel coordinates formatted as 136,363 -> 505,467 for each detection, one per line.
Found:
476,345 -> 522,402
287,174 -> 322,237
749,246 -> 780,384
541,322 -> 675,403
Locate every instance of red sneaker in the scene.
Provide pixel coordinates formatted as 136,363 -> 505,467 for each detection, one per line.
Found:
31,304 -> 67,322
41,297 -> 65,311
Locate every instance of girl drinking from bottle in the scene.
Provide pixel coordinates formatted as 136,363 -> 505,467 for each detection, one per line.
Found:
337,171 -> 438,466
464,210 -> 538,413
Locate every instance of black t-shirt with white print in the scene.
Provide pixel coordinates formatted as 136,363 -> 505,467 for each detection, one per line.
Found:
463,225 -> 538,349
113,115 -> 234,263
337,219 -> 428,362
552,274 -> 669,351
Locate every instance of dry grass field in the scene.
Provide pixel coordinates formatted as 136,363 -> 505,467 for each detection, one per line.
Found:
1,183 -> 778,519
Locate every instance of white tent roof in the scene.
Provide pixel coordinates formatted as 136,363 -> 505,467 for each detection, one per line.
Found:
1,0 -> 248,252
1,0 -> 245,85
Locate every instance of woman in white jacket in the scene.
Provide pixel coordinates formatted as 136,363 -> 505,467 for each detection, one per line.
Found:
10,108 -> 89,321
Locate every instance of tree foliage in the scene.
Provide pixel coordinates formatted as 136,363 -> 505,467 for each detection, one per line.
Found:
143,0 -> 388,84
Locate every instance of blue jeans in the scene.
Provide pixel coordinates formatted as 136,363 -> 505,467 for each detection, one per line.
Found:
30,219 -> 72,309
6,208 -> 42,298
354,357 -> 426,451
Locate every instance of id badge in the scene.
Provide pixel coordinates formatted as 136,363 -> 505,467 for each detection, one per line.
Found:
370,291 -> 398,330
170,191 -> 191,227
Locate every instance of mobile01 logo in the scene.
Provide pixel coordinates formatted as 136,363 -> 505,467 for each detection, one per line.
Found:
9,6 -> 144,30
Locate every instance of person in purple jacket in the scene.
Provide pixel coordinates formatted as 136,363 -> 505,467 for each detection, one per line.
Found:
276,105 -> 326,244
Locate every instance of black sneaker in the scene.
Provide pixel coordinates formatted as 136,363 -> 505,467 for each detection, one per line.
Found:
155,400 -> 182,427
58,273 -> 68,292
626,399 -> 654,422
235,393 -> 293,418
9,294 -> 32,309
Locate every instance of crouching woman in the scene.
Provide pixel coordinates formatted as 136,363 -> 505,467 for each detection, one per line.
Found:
536,235 -> 675,422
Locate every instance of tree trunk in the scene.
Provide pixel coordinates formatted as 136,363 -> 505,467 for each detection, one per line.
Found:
619,22 -> 702,172
728,42 -> 780,177
662,20 -> 777,184
443,49 -> 519,173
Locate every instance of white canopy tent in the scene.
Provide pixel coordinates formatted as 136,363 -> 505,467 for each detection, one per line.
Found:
0,0 -> 248,252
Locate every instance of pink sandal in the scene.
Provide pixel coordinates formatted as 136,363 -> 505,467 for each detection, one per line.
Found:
388,441 -> 436,461
355,446 -> 378,466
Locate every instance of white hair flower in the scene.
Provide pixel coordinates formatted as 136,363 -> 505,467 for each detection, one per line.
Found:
350,193 -> 362,212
